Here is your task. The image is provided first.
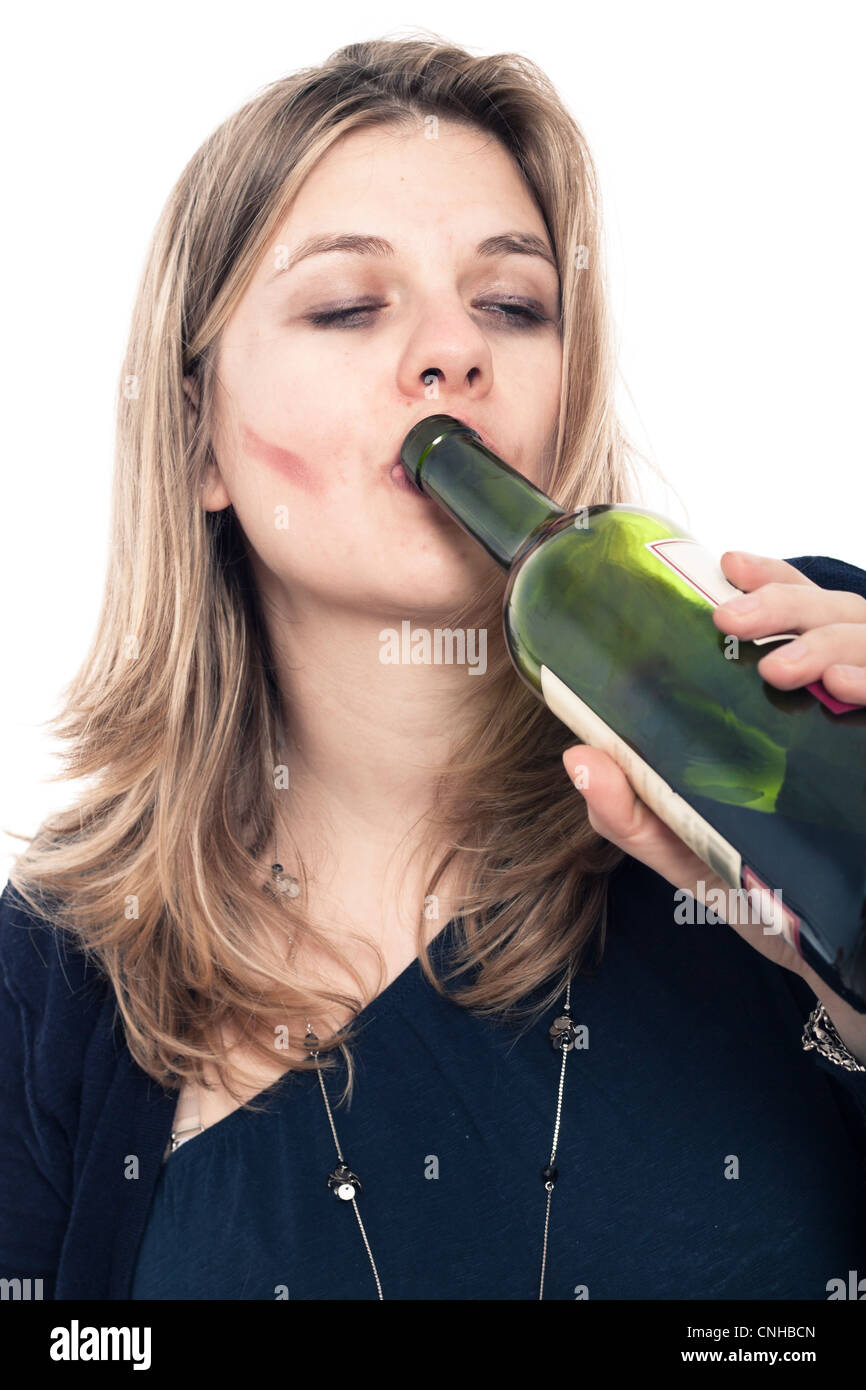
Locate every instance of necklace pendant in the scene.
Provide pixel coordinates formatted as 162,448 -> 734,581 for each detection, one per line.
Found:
262,862 -> 300,901
328,1162 -> 362,1201
549,1011 -> 579,1051
541,1163 -> 558,1190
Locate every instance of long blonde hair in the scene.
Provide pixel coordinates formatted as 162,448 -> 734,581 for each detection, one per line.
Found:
6,32 -> 656,1110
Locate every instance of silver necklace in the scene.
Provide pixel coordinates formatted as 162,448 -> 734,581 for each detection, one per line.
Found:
262,840 -> 577,1300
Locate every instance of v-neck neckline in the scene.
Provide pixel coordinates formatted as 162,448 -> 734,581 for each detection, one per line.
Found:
160,914 -> 463,1167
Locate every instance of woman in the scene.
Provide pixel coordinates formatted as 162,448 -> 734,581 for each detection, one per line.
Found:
2,34 -> 865,1302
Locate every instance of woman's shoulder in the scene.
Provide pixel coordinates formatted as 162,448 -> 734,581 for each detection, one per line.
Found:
0,878 -> 112,1055
784,552 -> 866,599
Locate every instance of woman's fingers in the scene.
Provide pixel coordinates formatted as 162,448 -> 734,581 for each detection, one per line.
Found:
562,744 -> 729,907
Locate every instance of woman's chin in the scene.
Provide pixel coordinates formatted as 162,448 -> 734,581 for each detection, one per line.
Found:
378,557 -> 500,621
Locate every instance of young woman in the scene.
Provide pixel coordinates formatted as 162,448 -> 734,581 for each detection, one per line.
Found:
2,34 -> 865,1302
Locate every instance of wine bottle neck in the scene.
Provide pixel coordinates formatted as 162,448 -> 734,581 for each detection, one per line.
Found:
406,421 -> 565,570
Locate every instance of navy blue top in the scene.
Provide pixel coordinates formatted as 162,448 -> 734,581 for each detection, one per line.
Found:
1,551 -> 865,1301
131,873 -> 866,1302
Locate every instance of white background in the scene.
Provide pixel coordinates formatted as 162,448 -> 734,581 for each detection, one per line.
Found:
2,1 -> 864,871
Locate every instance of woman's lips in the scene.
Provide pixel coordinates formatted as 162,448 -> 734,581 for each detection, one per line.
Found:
389,460 -> 434,498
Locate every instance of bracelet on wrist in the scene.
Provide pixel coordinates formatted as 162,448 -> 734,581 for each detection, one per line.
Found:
802,1001 -> 866,1073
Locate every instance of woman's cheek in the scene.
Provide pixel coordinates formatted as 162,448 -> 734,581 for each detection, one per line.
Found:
240,421 -> 327,497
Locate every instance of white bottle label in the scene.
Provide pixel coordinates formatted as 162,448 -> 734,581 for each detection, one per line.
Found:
645,537 -> 858,714
645,538 -> 798,645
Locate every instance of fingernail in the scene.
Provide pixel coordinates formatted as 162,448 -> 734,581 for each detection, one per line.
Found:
831,664 -> 865,678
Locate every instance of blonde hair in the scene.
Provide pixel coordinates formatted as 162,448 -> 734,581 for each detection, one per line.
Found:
6,31 -> 657,1111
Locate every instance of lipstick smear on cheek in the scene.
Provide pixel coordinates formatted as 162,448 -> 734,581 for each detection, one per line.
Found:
240,422 -> 326,496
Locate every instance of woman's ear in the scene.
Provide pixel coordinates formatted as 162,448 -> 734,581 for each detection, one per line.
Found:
199,456 -> 232,512
184,374 -> 231,512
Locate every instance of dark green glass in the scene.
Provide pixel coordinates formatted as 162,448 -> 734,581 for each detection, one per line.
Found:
401,414 -> 866,1011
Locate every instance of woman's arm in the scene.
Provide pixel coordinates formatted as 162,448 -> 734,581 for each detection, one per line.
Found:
783,963 -> 866,1139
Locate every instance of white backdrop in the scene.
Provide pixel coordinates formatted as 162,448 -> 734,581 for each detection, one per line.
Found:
2,0 -> 864,872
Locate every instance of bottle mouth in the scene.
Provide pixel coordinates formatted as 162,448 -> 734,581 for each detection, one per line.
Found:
399,415 -> 476,486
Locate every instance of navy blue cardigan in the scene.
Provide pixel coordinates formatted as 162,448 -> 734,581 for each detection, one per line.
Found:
2,552 -> 865,1301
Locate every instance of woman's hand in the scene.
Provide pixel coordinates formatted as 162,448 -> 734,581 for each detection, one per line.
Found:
561,549 -> 866,1064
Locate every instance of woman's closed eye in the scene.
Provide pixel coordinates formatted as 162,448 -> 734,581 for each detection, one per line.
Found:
305,300 -> 552,329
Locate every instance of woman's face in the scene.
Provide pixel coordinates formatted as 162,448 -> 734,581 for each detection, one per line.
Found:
196,118 -> 563,617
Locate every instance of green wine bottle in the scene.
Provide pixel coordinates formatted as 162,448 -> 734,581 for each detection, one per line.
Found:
400,414 -> 866,1011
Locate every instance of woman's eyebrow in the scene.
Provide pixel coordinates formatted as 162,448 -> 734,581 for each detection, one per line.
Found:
265,230 -> 559,281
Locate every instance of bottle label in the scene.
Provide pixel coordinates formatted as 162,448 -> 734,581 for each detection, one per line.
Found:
645,538 -> 797,643
539,663 -> 743,889
645,538 -> 859,715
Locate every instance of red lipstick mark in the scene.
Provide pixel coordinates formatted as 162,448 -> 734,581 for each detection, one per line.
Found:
240,422 -> 324,495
